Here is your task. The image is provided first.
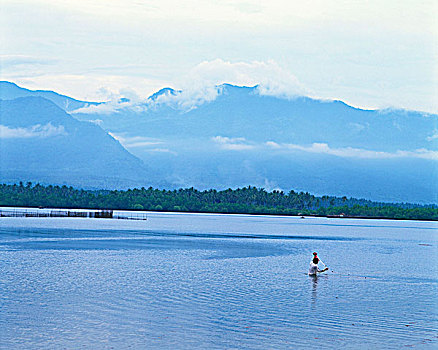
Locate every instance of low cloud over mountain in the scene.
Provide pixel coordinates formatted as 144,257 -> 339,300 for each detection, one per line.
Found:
1,81 -> 436,202
0,95 -> 153,189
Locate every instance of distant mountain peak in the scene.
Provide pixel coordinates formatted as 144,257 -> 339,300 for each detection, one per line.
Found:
148,87 -> 180,101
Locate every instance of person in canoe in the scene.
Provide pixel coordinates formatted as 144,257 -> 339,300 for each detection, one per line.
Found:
308,252 -> 328,275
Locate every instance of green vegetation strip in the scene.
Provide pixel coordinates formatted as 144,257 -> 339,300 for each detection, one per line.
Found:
1,182 -> 437,221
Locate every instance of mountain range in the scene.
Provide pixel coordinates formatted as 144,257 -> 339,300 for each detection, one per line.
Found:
1,81 -> 437,203
0,86 -> 152,189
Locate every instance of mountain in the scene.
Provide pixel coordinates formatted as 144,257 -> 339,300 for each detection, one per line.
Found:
71,84 -> 437,203
1,81 -> 437,203
148,87 -> 179,101
0,81 -> 98,112
0,96 -> 154,189
75,84 -> 436,152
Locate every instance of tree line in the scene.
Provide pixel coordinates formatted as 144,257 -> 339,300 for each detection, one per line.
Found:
0,182 -> 437,220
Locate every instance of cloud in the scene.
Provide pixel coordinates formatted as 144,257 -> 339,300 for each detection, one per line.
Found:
149,85 -> 221,112
261,177 -> 283,192
108,132 -> 164,148
212,136 -> 255,150
211,137 -> 437,159
426,130 -> 438,142
71,87 -> 148,114
265,141 -> 281,149
53,58 -> 308,114
147,148 -> 178,155
109,132 -> 178,155
3,1 -> 437,114
0,55 -> 56,68
394,149 -> 438,160
0,123 -> 67,139
6,74 -> 165,110
266,141 -> 438,160
87,119 -> 103,126
150,59 -> 308,111
185,59 -> 306,97
349,122 -> 368,132
71,102 -> 123,114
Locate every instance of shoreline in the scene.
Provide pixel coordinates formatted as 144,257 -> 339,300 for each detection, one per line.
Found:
1,205 -> 437,222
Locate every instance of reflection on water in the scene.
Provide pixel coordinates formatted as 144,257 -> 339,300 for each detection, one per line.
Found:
309,274 -> 330,309
311,275 -> 318,307
0,213 -> 437,349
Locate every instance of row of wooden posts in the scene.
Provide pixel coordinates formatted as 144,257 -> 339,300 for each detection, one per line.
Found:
0,209 -> 147,220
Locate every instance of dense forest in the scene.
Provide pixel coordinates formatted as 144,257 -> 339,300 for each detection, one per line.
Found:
1,182 -> 437,220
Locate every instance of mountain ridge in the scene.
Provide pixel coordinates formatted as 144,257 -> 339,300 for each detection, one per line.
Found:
1,81 -> 436,203
0,96 -> 155,189
0,81 -> 100,112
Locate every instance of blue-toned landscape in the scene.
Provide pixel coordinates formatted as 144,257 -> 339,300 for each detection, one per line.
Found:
1,212 -> 437,349
1,81 -> 437,203
1,1 -> 437,349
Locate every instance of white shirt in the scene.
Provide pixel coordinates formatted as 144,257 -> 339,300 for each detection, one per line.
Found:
308,261 -> 319,275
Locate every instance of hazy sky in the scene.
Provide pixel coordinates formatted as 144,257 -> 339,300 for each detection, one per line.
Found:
1,0 -> 437,112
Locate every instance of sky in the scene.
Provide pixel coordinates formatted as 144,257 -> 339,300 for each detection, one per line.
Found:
1,0 -> 437,113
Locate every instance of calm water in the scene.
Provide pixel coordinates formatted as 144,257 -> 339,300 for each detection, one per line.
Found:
0,211 -> 437,349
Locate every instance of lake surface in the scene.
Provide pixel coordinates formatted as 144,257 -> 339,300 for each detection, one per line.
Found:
1,211 -> 437,349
